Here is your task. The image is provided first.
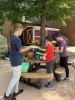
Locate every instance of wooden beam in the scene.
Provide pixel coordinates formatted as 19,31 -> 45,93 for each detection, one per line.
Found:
21,73 -> 50,79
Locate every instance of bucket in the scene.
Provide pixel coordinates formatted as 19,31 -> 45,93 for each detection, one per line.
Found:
35,54 -> 40,60
21,62 -> 29,72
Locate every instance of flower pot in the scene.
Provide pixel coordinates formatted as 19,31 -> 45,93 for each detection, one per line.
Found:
21,62 -> 30,72
35,54 -> 40,60
28,52 -> 34,59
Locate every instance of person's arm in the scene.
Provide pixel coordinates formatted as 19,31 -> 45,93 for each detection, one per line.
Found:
55,46 -> 64,53
41,53 -> 47,56
15,38 -> 30,53
19,47 -> 30,53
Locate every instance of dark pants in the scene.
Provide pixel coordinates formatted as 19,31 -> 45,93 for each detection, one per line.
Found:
60,56 -> 69,78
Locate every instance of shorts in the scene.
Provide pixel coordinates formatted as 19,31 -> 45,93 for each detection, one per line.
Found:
46,60 -> 54,74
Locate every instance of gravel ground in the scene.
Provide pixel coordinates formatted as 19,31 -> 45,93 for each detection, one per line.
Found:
0,47 -> 75,100
0,59 -> 75,100
68,52 -> 75,61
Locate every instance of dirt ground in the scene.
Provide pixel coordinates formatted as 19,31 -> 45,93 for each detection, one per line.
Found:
0,34 -> 75,100
0,57 -> 75,100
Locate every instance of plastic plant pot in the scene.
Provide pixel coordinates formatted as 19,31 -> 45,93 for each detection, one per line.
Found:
21,62 -> 30,72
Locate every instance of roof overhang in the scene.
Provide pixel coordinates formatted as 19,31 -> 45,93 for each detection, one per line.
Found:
33,26 -> 60,31
23,26 -> 60,32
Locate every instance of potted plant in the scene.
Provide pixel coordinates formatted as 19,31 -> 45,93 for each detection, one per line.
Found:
28,49 -> 34,59
32,40 -> 40,60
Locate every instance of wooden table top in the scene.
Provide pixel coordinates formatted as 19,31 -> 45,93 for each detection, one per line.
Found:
28,59 -> 46,64
24,56 -> 46,64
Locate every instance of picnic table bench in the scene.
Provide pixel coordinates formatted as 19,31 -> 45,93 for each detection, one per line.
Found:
21,72 -> 50,89
20,59 -> 65,89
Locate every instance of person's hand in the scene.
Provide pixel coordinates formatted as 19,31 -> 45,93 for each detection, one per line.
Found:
26,47 -> 31,51
41,53 -> 46,56
54,49 -> 59,52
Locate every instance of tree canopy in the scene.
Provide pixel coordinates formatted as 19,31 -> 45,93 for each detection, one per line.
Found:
0,0 -> 75,24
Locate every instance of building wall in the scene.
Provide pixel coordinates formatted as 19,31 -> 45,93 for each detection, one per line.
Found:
60,18 -> 75,45
47,17 -> 75,45
21,22 -> 41,45
3,18 -> 75,45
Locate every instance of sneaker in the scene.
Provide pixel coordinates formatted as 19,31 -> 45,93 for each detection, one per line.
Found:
44,84 -> 49,88
44,82 -> 51,88
48,81 -> 54,86
66,77 -> 70,80
44,82 -> 55,89
48,81 -> 55,89
50,84 -> 55,89
13,89 -> 23,97
62,77 -> 70,81
4,93 -> 16,100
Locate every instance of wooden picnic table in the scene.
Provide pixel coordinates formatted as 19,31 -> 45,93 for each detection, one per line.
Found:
20,56 -> 65,89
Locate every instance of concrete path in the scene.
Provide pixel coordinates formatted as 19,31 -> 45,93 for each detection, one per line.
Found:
67,46 -> 75,53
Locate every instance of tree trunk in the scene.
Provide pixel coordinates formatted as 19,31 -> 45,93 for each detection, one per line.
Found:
40,14 -> 46,47
40,0 -> 46,47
